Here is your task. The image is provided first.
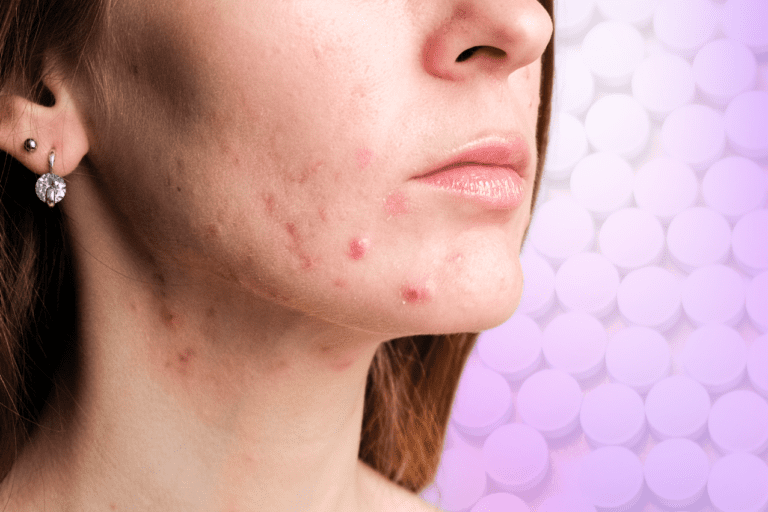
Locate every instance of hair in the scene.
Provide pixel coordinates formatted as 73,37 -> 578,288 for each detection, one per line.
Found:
0,0 -> 554,493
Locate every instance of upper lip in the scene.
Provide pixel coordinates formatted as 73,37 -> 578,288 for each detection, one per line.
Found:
413,134 -> 532,180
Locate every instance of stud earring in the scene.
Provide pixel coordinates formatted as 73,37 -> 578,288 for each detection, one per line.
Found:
23,138 -> 37,152
35,150 -> 66,207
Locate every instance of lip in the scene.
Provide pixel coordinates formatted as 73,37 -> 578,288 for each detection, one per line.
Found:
412,136 -> 531,210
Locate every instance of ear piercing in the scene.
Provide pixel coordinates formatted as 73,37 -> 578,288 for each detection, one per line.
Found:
23,138 -> 37,152
35,150 -> 66,207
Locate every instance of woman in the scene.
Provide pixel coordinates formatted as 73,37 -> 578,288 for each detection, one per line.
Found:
0,0 -> 554,510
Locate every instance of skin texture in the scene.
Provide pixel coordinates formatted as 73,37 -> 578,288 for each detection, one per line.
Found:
0,0 -> 552,511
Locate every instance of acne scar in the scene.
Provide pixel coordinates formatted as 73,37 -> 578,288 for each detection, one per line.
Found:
400,285 -> 431,305
178,348 -> 195,364
347,237 -> 370,261
285,222 -> 315,270
385,191 -> 410,217
357,148 -> 373,169
263,193 -> 276,217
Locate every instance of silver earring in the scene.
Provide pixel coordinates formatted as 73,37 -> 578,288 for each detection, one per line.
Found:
23,138 -> 37,152
35,150 -> 66,207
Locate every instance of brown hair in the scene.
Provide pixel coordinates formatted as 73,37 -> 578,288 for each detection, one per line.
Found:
0,0 -> 554,492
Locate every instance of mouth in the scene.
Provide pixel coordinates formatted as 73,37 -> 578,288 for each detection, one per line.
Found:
411,136 -> 531,210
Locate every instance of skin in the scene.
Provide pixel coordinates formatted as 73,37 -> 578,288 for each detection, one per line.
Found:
0,0 -> 552,511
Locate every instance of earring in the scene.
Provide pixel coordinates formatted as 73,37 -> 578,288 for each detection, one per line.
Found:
35,150 -> 66,208
23,138 -> 37,152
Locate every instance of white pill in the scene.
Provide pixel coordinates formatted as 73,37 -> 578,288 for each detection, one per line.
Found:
542,312 -> 608,381
470,493 -> 530,512
702,156 -> 768,222
748,334 -> 768,398
667,207 -> 731,272
632,52 -> 696,119
644,438 -> 710,508
435,446 -> 487,512
517,369 -> 582,439
585,94 -> 650,159
451,366 -> 512,436
580,382 -> 646,448
746,269 -> 768,330
595,0 -> 659,27
482,423 -> 549,492
554,0 -> 596,40
661,104 -> 726,171
518,249 -> 556,318
653,0 -> 719,56
599,208 -> 665,272
725,90 -> 768,158
553,47 -> 595,115
694,38 -> 758,105
682,323 -> 747,394
528,197 -> 595,265
570,152 -> 634,219
709,389 -> 768,455
617,266 -> 682,331
544,113 -> 589,181
682,264 -> 746,327
579,446 -> 644,510
478,313 -> 542,382
732,209 -> 768,275
605,326 -> 670,394
538,493 -> 597,512
721,0 -> 768,53
555,252 -> 620,317
645,375 -> 711,439
633,157 -> 698,223
582,21 -> 645,88
708,453 -> 768,512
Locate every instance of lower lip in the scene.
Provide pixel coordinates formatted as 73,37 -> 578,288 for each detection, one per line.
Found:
415,165 -> 525,210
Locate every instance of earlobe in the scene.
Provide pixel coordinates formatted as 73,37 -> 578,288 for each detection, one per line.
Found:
0,74 -> 89,179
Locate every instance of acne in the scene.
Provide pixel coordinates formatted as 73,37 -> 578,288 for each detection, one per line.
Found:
400,285 -> 431,305
347,237 -> 370,261
262,193 -> 276,217
384,191 -> 410,217
285,222 -> 315,270
356,147 -> 373,169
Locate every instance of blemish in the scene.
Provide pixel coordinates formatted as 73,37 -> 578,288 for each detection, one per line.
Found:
385,191 -> 410,217
263,193 -> 276,216
318,208 -> 328,222
333,278 -> 348,288
204,223 -> 220,239
347,237 -> 370,261
357,148 -> 373,169
176,186 -> 182,192
160,305 -> 180,328
285,222 -> 315,270
206,307 -> 216,318
178,348 -> 195,364
400,285 -> 431,305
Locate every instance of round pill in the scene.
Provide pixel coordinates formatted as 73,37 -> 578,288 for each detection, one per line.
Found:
645,375 -> 711,439
570,152 -> 634,219
528,197 -> 595,265
599,208 -> 665,272
709,389 -> 768,454
517,369 -> 582,439
721,0 -> 768,53
725,90 -> 768,158
482,423 -> 549,492
555,252 -> 620,317
694,38 -> 758,105
580,382 -> 646,448
617,266 -> 682,331
708,453 -> 768,512
702,156 -> 768,222
746,271 -> 768,331
554,0 -> 596,40
435,446 -> 487,512
585,94 -> 650,159
579,446 -> 644,510
451,366 -> 512,436
478,313 -> 543,382
518,249 -> 556,318
644,438 -> 710,508
582,21 -> 645,87
732,209 -> 768,275
470,493 -> 530,512
542,311 -> 608,381
544,113 -> 589,181
682,323 -> 747,394
633,157 -> 698,223
553,47 -> 595,115
595,0 -> 658,27
681,264 -> 746,327
661,104 -> 726,171
653,0 -> 718,56
748,334 -> 768,398
605,326 -> 670,394
667,207 -> 731,272
538,493 -> 597,512
632,52 -> 696,119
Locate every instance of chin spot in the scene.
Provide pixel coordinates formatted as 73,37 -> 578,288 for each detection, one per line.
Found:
348,237 -> 370,261
401,285 -> 430,305
385,191 -> 410,217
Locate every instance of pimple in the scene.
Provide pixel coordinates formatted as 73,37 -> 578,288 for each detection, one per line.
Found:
318,207 -> 328,222
347,237 -> 370,261
334,278 -> 348,288
385,191 -> 410,217
178,348 -> 195,364
356,148 -> 373,169
400,285 -> 431,305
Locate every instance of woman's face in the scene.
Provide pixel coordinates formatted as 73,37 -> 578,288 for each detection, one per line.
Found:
79,0 -> 552,336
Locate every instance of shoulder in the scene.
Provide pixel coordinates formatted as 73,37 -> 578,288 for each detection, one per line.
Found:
357,461 -> 445,512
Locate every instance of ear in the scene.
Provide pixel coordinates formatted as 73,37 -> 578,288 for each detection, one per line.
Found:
0,73 -> 89,177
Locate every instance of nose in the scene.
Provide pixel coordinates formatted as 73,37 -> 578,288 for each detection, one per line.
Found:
423,0 -> 554,81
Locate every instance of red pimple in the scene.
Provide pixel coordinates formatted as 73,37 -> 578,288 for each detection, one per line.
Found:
385,191 -> 410,216
401,285 -> 430,304
348,237 -> 370,260
357,148 -> 373,169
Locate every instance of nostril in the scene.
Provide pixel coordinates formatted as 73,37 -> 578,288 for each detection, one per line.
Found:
455,45 -> 507,63
456,46 -> 481,62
